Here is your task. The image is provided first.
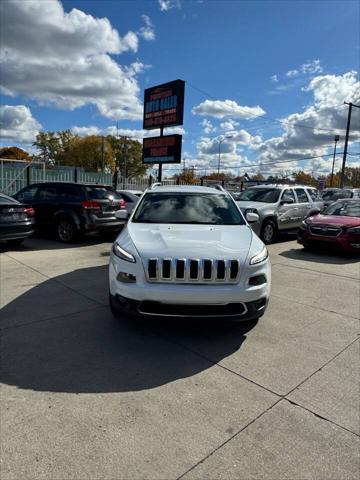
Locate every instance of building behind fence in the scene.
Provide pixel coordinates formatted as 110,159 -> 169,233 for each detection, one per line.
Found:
0,158 -> 251,195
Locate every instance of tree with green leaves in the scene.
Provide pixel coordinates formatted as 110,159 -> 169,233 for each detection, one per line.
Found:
106,135 -> 148,178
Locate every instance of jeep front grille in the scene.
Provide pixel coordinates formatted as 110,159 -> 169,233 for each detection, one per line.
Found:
146,258 -> 240,283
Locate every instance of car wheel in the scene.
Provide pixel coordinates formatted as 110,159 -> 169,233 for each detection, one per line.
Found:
6,238 -> 24,246
261,219 -> 277,244
56,218 -> 78,243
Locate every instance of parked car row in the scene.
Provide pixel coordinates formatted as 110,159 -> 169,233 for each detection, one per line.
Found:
234,184 -> 360,252
0,183 -> 143,245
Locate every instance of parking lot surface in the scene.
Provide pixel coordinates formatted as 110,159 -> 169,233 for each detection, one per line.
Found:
1,237 -> 359,479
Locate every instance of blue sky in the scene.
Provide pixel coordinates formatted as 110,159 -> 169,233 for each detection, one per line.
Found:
1,0 -> 359,177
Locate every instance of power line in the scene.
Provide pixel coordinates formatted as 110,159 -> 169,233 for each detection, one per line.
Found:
160,151 -> 360,173
186,80 -> 351,135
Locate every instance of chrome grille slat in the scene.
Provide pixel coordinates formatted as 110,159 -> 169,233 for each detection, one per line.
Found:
147,258 -> 240,283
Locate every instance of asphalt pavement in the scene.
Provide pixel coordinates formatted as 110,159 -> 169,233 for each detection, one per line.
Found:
1,236 -> 359,479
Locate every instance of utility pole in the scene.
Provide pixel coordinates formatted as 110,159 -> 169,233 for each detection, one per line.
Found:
330,135 -> 340,187
123,135 -> 128,188
340,102 -> 360,188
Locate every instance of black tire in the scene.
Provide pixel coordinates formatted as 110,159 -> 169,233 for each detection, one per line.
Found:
56,218 -> 78,243
260,219 -> 277,244
6,238 -> 24,246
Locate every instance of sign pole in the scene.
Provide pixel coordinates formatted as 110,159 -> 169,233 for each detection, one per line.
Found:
158,127 -> 164,182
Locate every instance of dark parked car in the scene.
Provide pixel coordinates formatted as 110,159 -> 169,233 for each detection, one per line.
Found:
13,183 -> 127,242
298,199 -> 360,254
116,190 -> 141,214
321,188 -> 360,208
0,192 -> 35,246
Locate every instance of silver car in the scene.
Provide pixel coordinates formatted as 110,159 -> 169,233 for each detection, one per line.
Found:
237,185 -> 324,244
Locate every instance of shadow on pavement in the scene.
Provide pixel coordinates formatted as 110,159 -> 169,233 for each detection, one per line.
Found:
0,265 -> 255,394
280,246 -> 359,265
0,235 -> 115,253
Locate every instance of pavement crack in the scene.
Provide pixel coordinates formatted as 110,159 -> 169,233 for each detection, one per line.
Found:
177,398 -> 283,480
284,398 -> 360,437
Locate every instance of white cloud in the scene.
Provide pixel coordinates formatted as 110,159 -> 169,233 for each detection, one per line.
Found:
271,75 -> 279,83
286,59 -> 323,79
301,59 -> 323,75
220,119 -> 239,131
0,105 -> 42,144
286,69 -> 299,78
158,0 -> 181,11
257,71 -> 360,171
71,126 -> 101,136
0,0 -> 148,121
192,99 -> 266,120
201,119 -> 216,134
138,15 -> 155,41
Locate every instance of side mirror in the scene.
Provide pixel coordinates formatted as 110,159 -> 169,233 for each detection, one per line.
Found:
246,212 -> 260,223
115,209 -> 128,220
280,198 -> 294,205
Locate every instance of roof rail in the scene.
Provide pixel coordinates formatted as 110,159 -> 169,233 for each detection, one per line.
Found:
214,184 -> 227,193
150,182 -> 161,189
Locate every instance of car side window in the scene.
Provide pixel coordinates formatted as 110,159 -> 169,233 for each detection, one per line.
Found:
57,185 -> 83,202
306,189 -> 321,201
295,188 -> 308,203
37,186 -> 58,201
281,189 -> 296,203
16,186 -> 38,203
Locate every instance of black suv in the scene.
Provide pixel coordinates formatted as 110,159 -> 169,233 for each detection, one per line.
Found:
13,183 -> 126,242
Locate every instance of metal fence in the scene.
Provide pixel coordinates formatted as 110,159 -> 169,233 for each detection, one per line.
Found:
1,158 -> 247,196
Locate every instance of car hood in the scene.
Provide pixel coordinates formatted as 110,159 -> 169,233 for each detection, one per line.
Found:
236,201 -> 271,211
308,214 -> 360,227
127,223 -> 253,259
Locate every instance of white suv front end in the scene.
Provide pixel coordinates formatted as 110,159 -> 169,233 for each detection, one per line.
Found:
109,186 -> 271,320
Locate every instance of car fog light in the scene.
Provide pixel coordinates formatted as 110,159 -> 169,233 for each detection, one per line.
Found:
117,272 -> 136,283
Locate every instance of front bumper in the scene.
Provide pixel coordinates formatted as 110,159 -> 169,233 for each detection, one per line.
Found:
109,253 -> 271,316
298,229 -> 360,253
111,293 -> 268,320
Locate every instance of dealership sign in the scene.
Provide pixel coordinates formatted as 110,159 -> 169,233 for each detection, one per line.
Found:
143,135 -> 182,164
143,80 -> 185,130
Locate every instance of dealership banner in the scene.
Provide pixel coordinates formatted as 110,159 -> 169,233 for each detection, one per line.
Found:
142,135 -> 182,164
143,80 -> 185,130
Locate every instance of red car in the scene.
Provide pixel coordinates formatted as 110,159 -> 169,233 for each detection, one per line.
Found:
298,199 -> 360,254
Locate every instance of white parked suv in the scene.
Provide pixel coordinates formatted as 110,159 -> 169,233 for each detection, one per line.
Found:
109,185 -> 271,321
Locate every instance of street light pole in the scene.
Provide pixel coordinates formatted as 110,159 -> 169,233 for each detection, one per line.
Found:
330,135 -> 340,187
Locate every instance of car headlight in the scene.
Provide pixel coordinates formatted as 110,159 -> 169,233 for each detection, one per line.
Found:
347,226 -> 360,234
112,243 -> 136,263
250,246 -> 268,265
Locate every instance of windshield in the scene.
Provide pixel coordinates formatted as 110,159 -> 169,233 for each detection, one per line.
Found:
237,188 -> 281,203
132,192 -> 245,225
323,201 -> 360,217
322,189 -> 352,200
86,186 -> 122,200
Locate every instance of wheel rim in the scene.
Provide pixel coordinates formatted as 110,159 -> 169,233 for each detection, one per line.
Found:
58,220 -> 73,241
263,224 -> 274,243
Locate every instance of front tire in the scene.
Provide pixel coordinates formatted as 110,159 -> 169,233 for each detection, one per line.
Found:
56,218 -> 78,243
261,219 -> 277,244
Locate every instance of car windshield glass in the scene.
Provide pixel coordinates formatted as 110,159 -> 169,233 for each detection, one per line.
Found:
237,188 -> 280,203
323,201 -> 360,217
86,186 -> 122,200
132,192 -> 245,225
322,190 -> 352,200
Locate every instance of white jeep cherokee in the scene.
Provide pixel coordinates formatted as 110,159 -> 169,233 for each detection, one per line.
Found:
109,185 -> 271,320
